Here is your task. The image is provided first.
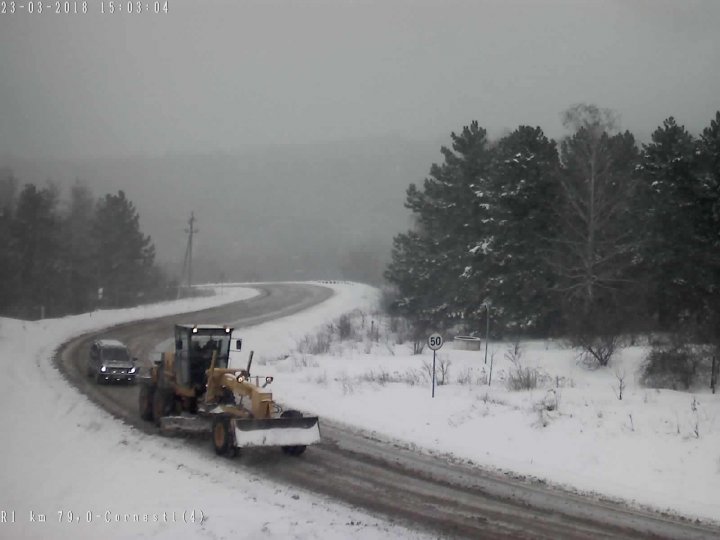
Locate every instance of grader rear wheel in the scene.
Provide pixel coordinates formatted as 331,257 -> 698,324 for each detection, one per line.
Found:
139,384 -> 155,422
152,389 -> 172,427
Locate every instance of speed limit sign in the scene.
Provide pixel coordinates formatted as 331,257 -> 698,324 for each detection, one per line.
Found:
427,333 -> 443,351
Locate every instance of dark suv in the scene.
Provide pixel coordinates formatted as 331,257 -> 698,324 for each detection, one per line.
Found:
87,339 -> 138,384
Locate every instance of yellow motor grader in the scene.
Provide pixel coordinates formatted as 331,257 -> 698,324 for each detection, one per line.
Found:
138,324 -> 320,456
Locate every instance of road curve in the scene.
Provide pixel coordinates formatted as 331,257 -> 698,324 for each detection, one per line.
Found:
55,283 -> 720,540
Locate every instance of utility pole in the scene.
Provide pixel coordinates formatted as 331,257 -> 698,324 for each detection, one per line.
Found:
180,212 -> 198,295
483,302 -> 490,365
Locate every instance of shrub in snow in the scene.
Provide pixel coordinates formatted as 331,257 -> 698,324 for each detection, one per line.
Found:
542,389 -> 559,411
506,359 -> 539,391
341,376 -> 356,395
641,345 -> 707,390
534,390 -> 561,427
422,357 -> 451,385
337,314 -> 354,340
456,367 -> 473,385
505,340 -> 523,364
437,357 -> 451,385
613,368 -> 626,400
572,334 -> 618,368
359,368 -> 425,386
507,366 -> 538,390
296,327 -> 333,355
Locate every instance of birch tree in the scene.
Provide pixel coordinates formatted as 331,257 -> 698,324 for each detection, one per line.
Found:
553,104 -> 640,364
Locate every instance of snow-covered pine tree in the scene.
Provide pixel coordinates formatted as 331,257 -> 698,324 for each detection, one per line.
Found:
386,121 -> 493,333
480,125 -> 562,335
635,117 -> 702,329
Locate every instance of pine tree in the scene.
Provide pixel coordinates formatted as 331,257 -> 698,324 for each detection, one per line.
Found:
10,183 -> 62,317
386,122 -> 493,332
62,180 -> 97,313
635,117 -> 702,329
385,230 -> 444,344
694,111 -> 720,339
0,169 -> 19,313
481,125 -> 562,334
92,191 -> 156,307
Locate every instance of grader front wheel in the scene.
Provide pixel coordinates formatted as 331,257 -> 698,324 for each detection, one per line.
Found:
212,417 -> 237,458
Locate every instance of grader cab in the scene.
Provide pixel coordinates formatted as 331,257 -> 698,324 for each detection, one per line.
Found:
139,324 -> 320,456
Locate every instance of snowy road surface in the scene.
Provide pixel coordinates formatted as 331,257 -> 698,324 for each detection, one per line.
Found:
45,282 -> 720,539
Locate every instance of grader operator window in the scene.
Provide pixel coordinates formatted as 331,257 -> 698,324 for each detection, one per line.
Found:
174,324 -> 234,390
190,335 -> 230,367
186,332 -> 231,387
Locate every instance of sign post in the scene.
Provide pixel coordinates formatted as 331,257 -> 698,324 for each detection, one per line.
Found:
427,332 -> 443,398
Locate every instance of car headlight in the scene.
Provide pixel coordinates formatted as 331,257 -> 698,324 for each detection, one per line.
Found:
129,367 -> 137,374
100,366 -> 107,372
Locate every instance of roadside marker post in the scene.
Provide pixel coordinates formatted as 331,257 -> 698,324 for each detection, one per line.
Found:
427,333 -> 443,398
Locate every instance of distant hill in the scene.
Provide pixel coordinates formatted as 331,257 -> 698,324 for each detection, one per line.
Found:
4,137 -> 441,284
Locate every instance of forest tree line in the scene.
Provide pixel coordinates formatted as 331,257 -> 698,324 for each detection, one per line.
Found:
385,105 -> 720,365
0,172 -> 174,319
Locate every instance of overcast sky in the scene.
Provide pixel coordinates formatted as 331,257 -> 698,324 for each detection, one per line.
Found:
1,0 -> 719,159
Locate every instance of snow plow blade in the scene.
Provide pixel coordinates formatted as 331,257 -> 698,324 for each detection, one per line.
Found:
232,416 -> 321,448
160,415 -> 212,435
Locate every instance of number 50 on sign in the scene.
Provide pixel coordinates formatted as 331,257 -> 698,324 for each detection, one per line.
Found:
428,333 -> 443,351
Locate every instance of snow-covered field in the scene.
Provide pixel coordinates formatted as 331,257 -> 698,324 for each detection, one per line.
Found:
1,281 -> 718,539
246,291 -> 720,525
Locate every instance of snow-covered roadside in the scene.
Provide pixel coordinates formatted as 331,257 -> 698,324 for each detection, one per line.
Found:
267,310 -> 720,525
0,282 -> 431,540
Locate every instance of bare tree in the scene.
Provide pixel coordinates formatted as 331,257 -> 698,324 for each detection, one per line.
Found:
556,104 -> 638,305
552,104 -> 640,365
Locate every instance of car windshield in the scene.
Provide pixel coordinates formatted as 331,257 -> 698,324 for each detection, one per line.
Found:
102,347 -> 129,362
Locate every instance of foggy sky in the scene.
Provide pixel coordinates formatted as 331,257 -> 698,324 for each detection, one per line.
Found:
2,0 -> 719,160
2,1 -> 720,284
